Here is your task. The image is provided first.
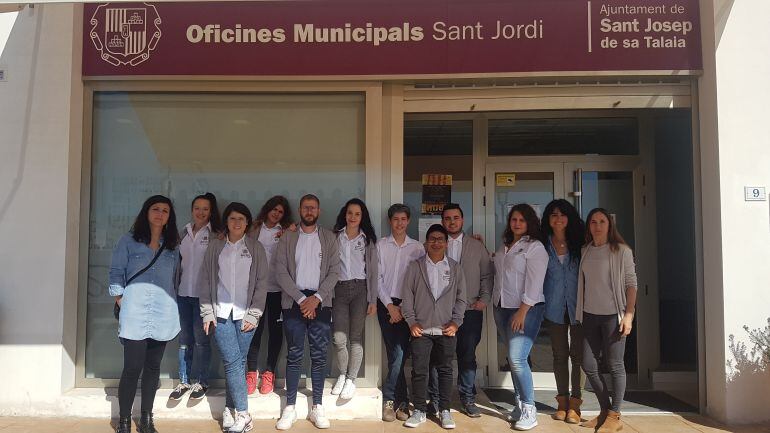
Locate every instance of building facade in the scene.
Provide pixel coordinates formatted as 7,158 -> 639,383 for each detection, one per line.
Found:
0,0 -> 768,424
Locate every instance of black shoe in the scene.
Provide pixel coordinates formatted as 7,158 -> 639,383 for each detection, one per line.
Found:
426,401 -> 439,417
189,383 -> 208,400
138,411 -> 157,433
115,416 -> 132,433
462,402 -> 482,418
168,383 -> 190,401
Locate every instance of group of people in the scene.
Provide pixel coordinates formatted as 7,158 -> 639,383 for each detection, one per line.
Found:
109,192 -> 637,433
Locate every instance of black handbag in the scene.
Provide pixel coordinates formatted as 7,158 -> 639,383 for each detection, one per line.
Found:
113,243 -> 166,320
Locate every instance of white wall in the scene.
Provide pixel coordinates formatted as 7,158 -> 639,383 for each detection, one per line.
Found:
706,0 -> 770,424
0,11 -> 17,57
0,4 -> 83,413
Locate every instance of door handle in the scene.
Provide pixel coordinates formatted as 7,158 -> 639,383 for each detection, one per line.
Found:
573,168 -> 583,215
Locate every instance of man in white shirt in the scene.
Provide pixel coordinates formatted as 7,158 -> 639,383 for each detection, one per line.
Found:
274,195 -> 340,430
376,204 -> 425,422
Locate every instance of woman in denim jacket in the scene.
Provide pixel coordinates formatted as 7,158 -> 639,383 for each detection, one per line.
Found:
540,199 -> 585,424
109,195 -> 181,433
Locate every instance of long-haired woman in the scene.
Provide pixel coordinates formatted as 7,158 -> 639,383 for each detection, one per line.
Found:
492,203 -> 548,431
330,198 -> 379,400
109,195 -> 181,433
199,202 -> 268,433
576,208 -> 637,433
170,193 -> 222,402
245,195 -> 294,395
540,199 -> 585,424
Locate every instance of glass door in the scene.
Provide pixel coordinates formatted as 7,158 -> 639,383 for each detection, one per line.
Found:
485,161 -> 644,389
484,163 -> 565,388
564,162 -> 641,386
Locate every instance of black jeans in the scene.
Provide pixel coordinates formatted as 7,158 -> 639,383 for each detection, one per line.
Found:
548,317 -> 583,398
247,291 -> 284,373
411,334 -> 456,412
118,338 -> 167,418
428,309 -> 484,405
581,312 -> 626,412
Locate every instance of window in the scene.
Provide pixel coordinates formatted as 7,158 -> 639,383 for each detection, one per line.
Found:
85,92 -> 365,380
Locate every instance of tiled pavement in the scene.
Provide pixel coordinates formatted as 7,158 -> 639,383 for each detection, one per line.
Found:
1,412 -> 768,433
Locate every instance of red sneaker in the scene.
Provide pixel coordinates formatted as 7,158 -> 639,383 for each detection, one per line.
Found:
259,371 -> 275,394
246,371 -> 259,395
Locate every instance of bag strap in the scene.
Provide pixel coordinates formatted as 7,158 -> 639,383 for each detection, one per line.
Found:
126,243 -> 165,285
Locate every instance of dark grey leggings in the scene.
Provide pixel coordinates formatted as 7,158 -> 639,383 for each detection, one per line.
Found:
581,313 -> 626,412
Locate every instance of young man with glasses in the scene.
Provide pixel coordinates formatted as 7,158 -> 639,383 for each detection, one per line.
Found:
401,224 -> 467,430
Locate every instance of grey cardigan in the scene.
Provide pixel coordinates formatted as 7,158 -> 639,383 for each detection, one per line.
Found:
198,236 -> 269,327
274,226 -> 341,309
401,257 -> 467,330
575,243 -> 638,323
457,234 -> 493,308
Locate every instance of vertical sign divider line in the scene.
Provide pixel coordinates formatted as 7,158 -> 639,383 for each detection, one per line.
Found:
587,1 -> 592,53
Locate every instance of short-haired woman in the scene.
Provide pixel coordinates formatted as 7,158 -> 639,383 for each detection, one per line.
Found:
246,195 -> 294,395
576,208 -> 637,433
492,203 -> 548,431
171,193 -> 222,401
110,195 -> 181,433
540,199 -> 585,424
330,198 -> 379,400
199,202 -> 268,433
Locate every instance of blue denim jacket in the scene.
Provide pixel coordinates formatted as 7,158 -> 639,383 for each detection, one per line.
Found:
109,233 -> 181,341
542,238 -> 579,325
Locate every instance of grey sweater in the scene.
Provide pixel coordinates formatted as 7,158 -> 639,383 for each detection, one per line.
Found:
576,243 -> 638,323
401,257 -> 468,330
457,234 -> 493,308
274,226 -> 341,309
198,236 -> 269,327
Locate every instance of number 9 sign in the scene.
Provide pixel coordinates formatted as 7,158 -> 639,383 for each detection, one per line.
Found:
744,186 -> 767,201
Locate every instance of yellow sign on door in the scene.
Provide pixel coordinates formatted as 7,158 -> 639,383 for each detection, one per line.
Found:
496,173 -> 516,187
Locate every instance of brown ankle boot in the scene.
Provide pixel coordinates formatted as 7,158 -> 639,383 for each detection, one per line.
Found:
597,410 -> 623,433
566,397 -> 582,424
580,409 -> 607,429
553,395 -> 568,421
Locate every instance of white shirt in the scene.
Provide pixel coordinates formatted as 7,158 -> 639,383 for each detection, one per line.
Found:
257,223 -> 283,293
178,223 -> 211,297
295,226 -> 323,301
447,232 -> 464,263
494,236 -> 548,308
377,235 -> 425,305
216,235 -> 253,321
426,255 -> 451,300
339,229 -> 367,281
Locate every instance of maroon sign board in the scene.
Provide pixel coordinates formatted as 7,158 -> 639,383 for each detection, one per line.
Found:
83,0 -> 703,76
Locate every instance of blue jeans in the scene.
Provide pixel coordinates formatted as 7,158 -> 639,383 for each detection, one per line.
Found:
283,294 -> 332,406
377,300 -> 410,404
177,296 -> 211,386
493,303 -> 545,405
213,314 -> 255,412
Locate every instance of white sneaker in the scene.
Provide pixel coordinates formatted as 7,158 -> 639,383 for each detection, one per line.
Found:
514,402 -> 538,431
276,406 -> 297,431
330,374 -> 346,395
222,407 -> 235,430
309,405 -> 331,429
228,410 -> 253,433
339,379 -> 356,400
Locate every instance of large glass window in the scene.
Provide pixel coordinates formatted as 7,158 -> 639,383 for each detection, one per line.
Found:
85,92 -> 365,380
489,117 -> 638,155
403,120 -> 474,240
